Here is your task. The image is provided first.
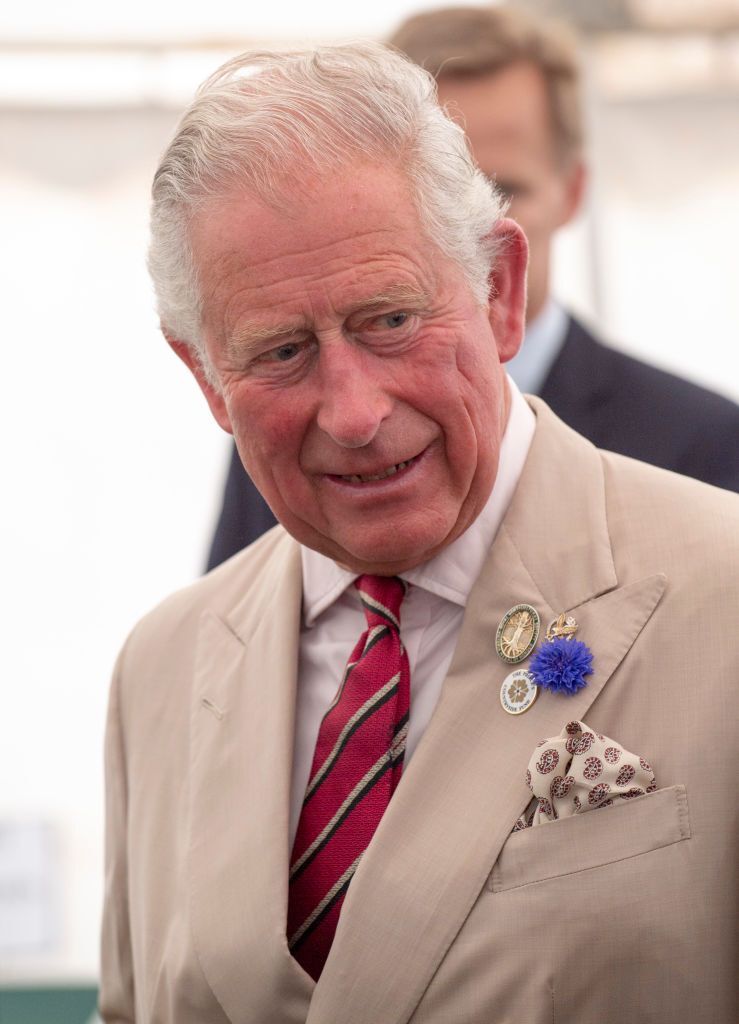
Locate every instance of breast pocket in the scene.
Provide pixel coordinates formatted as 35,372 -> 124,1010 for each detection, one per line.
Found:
488,784 -> 690,893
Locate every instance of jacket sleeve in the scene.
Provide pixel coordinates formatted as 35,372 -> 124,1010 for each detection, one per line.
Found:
98,643 -> 136,1022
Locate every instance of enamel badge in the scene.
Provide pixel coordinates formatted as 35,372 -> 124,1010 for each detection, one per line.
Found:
496,604 -> 540,664
500,669 -> 539,715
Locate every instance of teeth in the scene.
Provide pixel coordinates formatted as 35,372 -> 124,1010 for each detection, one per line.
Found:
341,458 -> 412,483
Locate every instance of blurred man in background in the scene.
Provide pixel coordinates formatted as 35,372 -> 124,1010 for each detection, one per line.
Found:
205,4 -> 739,569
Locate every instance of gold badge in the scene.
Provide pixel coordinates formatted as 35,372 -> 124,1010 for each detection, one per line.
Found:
496,604 -> 540,664
545,613 -> 578,642
500,669 -> 538,715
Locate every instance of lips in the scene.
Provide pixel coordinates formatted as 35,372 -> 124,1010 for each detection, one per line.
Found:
327,451 -> 423,485
338,457 -> 416,483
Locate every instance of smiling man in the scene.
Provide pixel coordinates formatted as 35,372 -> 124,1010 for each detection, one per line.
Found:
101,43 -> 739,1023
175,162 -> 524,574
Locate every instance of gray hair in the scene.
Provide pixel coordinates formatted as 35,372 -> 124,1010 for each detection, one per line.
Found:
148,42 -> 507,377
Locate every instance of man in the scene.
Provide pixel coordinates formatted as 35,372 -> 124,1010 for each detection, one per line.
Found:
205,4 -> 739,569
101,43 -> 738,1023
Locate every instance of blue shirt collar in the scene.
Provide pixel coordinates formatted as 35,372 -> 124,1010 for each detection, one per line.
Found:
506,298 -> 569,395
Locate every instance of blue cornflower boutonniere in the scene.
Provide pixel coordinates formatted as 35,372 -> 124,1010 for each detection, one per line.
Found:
529,614 -> 593,695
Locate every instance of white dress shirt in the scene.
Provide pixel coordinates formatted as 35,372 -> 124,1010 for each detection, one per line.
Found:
290,380 -> 536,844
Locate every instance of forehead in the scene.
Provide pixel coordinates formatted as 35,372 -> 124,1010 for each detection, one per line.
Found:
190,163 -> 445,323
437,62 -> 558,172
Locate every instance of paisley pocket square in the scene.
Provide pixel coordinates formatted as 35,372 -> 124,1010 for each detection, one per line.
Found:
514,720 -> 657,830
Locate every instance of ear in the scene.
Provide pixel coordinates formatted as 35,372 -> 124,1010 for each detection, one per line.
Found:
486,218 -> 529,364
164,331 -> 234,435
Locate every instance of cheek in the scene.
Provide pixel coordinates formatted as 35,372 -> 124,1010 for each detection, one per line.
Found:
510,200 -> 545,241
524,182 -> 570,235
454,334 -> 500,402
226,386 -> 308,468
454,352 -> 507,457
510,182 -> 559,234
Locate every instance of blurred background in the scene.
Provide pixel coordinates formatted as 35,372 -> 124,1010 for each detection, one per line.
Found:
1,0 -> 738,1017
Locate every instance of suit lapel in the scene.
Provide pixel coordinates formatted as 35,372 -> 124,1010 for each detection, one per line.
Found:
309,400 -> 666,1024
189,537 -> 314,1023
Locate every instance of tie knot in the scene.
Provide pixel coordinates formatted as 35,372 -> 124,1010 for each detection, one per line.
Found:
354,574 -> 407,630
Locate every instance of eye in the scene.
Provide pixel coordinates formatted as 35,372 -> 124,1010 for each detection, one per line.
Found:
257,340 -> 305,364
356,308 -> 420,345
248,337 -> 314,377
383,311 -> 409,329
363,310 -> 416,335
272,342 -> 301,362
494,182 -> 516,201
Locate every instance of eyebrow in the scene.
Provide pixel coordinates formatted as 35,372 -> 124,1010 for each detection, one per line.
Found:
354,286 -> 432,313
228,319 -> 303,353
227,285 -> 432,356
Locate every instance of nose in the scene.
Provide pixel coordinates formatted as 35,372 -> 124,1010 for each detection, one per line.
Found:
315,339 -> 392,448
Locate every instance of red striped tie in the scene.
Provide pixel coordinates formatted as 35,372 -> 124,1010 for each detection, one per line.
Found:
287,574 -> 410,980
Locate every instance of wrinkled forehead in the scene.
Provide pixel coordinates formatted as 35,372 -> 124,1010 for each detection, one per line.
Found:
191,144 -> 417,227
188,161 -> 433,272
187,162 -> 458,335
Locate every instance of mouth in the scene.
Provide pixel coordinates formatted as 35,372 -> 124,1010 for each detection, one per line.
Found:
327,450 -> 425,486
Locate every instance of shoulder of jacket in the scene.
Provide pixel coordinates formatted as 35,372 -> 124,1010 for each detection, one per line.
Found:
123,524 -> 295,649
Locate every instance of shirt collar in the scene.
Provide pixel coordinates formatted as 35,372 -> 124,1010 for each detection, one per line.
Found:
301,379 -> 536,626
506,297 -> 569,396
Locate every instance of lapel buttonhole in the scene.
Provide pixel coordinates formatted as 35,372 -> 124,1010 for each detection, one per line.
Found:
201,696 -> 225,720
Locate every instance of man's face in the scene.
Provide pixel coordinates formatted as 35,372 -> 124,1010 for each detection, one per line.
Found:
181,164 -> 526,575
437,61 -> 583,322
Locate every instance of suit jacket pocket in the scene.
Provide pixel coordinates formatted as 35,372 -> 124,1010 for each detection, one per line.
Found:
488,784 -> 690,893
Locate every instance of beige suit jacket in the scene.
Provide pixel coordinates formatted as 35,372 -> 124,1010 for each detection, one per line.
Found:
100,399 -> 739,1023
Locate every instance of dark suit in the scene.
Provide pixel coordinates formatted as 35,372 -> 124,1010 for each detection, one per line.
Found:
206,314 -> 739,570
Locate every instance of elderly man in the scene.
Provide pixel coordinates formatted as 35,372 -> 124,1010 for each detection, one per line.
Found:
101,43 -> 738,1023
205,5 -> 739,569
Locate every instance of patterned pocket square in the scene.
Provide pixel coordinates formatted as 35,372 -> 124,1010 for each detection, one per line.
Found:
514,720 -> 657,830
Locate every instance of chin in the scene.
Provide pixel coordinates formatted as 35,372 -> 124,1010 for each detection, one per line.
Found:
285,504 -> 469,573
331,528 -> 453,575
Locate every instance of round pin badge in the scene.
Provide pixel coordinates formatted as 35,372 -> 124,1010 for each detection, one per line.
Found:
495,604 -> 540,664
500,669 -> 539,715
